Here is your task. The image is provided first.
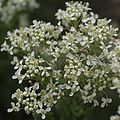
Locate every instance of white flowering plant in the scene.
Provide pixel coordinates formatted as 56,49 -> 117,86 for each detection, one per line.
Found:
0,0 -> 39,24
1,1 -> 120,120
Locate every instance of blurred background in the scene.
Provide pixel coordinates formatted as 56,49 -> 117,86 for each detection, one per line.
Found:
0,0 -> 120,120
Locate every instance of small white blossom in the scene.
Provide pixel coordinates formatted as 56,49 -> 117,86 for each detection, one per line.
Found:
101,97 -> 112,108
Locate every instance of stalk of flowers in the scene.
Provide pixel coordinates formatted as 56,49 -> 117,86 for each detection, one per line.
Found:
1,1 -> 120,120
0,0 -> 39,24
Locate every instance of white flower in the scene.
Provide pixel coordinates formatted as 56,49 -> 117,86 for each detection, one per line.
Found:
101,97 -> 112,108
110,115 -> 120,120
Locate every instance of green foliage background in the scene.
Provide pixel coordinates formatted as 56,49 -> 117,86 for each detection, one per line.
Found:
0,0 -> 120,120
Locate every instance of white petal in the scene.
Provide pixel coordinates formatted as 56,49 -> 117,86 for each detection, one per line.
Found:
42,114 -> 46,119
7,108 -> 13,113
19,80 -> 22,84
12,75 -> 17,79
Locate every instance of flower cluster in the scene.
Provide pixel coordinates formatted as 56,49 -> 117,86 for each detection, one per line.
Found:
7,82 -> 65,119
56,1 -> 98,27
0,0 -> 39,23
1,1 -> 120,119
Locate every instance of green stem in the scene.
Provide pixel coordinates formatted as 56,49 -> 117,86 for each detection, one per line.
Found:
32,112 -> 42,120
